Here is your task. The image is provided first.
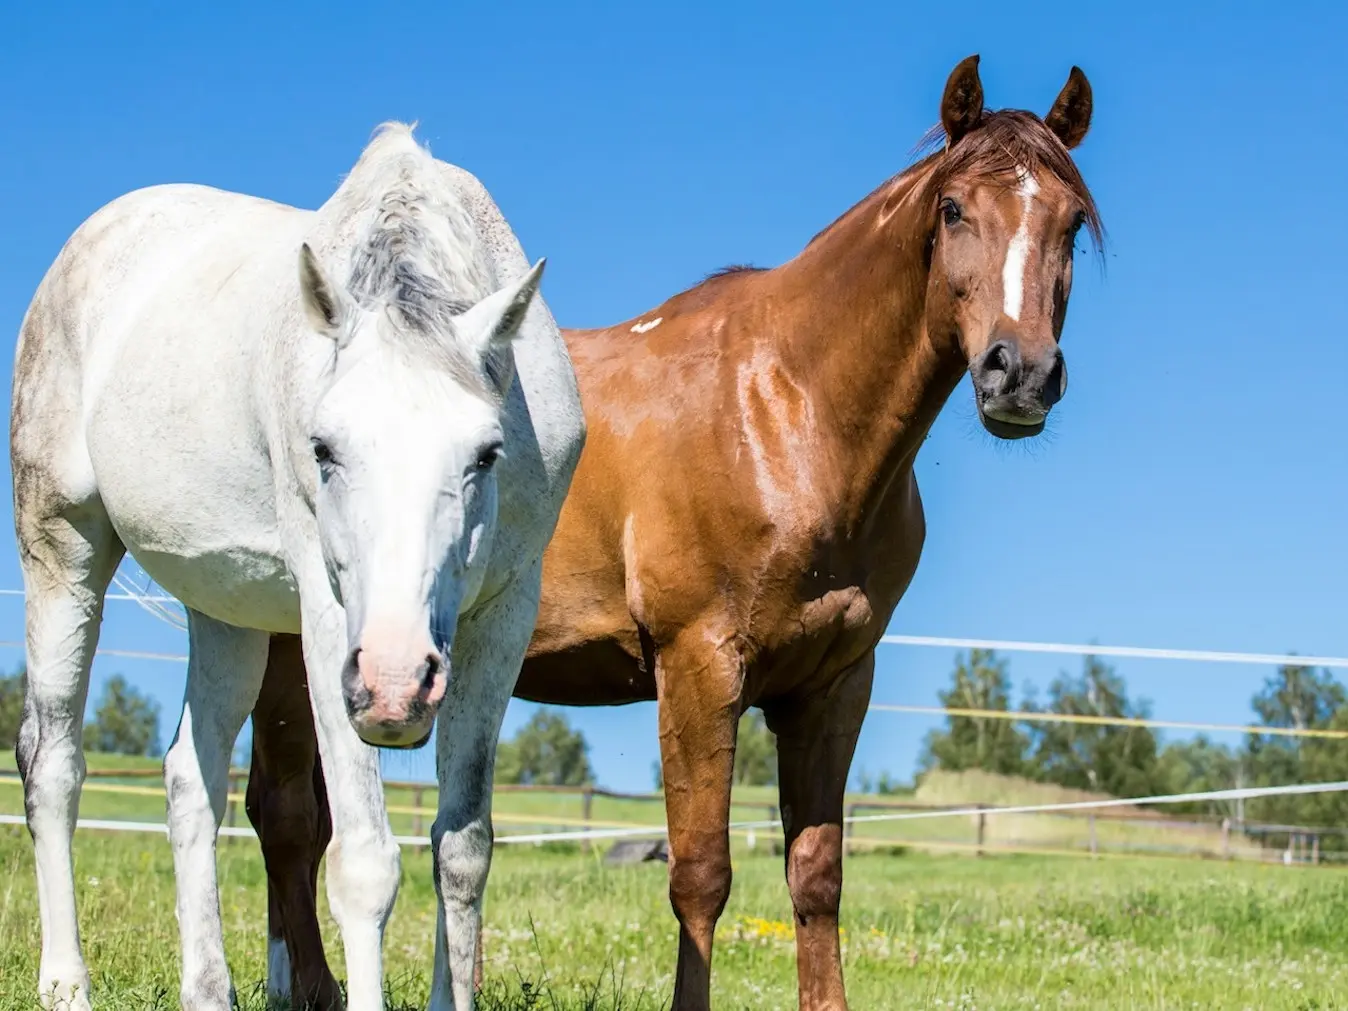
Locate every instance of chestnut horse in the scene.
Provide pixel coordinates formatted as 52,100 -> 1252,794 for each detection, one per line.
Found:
246,55 -> 1100,1010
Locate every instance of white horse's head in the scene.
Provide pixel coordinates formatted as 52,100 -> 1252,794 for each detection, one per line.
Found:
296,227 -> 542,748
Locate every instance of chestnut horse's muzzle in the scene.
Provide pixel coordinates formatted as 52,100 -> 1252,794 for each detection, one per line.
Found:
971,337 -> 1066,438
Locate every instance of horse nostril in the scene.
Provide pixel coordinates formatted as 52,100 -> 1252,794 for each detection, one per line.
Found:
979,340 -> 1020,397
986,342 -> 1011,376
1043,350 -> 1067,408
420,653 -> 442,692
341,648 -> 371,713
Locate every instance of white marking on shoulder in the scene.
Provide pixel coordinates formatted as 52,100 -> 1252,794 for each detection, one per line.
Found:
630,317 -> 663,334
1001,167 -> 1040,323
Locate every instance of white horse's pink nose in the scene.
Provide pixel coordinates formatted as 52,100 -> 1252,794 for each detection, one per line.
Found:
340,630 -> 446,747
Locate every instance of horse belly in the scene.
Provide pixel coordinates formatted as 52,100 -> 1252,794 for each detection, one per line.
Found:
88,405 -> 298,631
133,545 -> 299,632
98,461 -> 299,632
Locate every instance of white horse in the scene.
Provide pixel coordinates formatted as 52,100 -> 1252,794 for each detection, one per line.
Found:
10,123 -> 585,1010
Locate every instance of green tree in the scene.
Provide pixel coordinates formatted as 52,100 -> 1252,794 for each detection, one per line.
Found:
1250,663 -> 1344,734
733,710 -> 777,786
1294,706 -> 1348,827
857,771 -> 900,798
495,708 -> 594,786
84,675 -> 161,756
1244,663 -> 1345,825
1026,655 -> 1159,797
1156,735 -> 1240,817
0,665 -> 24,749
919,649 -> 1027,776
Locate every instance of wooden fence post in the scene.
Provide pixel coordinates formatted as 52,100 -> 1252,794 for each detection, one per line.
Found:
976,805 -> 986,857
1088,813 -> 1098,856
412,785 -> 425,837
844,804 -> 855,854
1221,817 -> 1231,860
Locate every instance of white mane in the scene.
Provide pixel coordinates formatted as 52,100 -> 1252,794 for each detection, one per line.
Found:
321,122 -> 505,390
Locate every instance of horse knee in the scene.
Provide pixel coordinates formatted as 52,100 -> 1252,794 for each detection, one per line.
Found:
786,824 -> 844,922
16,706 -> 84,819
163,740 -> 214,823
326,837 -> 400,926
431,819 -> 492,908
669,845 -> 733,929
253,774 -> 322,851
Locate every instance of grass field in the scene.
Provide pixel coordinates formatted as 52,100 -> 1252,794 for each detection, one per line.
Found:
2,827 -> 1347,1009
2,758 -> 1347,1008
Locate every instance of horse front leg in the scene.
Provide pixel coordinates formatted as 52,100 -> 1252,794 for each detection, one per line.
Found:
428,568 -> 542,1011
653,621 -> 745,1011
297,585 -> 401,1011
164,612 -> 271,1010
764,652 -> 874,1011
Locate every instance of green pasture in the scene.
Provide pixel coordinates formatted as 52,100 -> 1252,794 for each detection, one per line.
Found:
1,757 -> 1345,1008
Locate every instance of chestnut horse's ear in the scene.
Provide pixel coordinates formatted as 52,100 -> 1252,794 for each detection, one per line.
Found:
940,54 -> 984,148
1045,66 -> 1093,150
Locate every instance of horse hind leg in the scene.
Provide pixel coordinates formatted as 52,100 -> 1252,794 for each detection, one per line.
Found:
14,487 -> 125,1011
763,653 -> 875,1011
247,633 -> 341,1010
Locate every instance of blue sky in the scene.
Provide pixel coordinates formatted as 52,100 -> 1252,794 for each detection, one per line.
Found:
1,2 -> 1345,792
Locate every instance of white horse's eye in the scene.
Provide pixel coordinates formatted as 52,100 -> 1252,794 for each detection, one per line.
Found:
312,439 -> 334,466
475,443 -> 503,471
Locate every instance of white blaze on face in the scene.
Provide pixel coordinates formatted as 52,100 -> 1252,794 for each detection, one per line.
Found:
1001,168 -> 1040,323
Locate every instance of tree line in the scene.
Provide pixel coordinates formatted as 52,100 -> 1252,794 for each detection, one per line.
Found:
918,649 -> 1348,827
8,649 -> 1341,831
1,667 -> 162,757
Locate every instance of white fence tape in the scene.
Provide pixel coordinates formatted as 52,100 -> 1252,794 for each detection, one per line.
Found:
879,634 -> 1348,670
4,780 -> 1346,849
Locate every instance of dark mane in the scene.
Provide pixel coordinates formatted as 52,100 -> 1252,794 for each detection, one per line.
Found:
915,108 -> 1105,250
704,264 -> 765,281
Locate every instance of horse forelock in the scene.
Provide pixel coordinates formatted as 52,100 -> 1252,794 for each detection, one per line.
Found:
329,123 -> 502,398
914,109 -> 1104,252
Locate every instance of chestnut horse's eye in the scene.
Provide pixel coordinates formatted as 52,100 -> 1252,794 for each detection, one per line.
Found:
940,198 -> 962,227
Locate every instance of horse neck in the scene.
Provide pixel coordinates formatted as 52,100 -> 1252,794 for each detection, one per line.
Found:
769,164 -> 966,515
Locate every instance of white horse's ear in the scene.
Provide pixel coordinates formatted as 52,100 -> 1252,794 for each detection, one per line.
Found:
455,258 -> 546,360
298,243 -> 346,341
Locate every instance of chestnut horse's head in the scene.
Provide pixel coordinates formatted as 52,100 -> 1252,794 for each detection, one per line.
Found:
924,55 -> 1101,439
